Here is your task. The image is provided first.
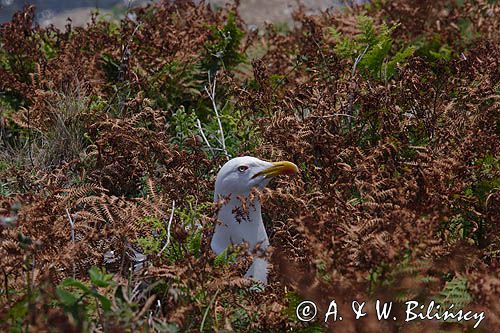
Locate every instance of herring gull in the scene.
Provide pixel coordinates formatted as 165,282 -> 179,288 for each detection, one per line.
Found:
211,156 -> 298,284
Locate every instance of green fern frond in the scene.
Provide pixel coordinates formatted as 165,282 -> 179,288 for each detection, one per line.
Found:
436,276 -> 472,309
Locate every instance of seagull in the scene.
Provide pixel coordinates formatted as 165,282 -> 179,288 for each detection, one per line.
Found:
211,156 -> 299,284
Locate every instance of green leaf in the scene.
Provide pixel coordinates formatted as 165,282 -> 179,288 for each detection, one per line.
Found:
95,293 -> 112,312
214,247 -> 230,267
89,266 -> 113,288
56,287 -> 80,307
356,16 -> 378,46
188,230 -> 202,257
384,46 -> 416,79
204,11 -> 246,73
359,37 -> 392,77
60,278 -> 92,294
7,299 -> 28,321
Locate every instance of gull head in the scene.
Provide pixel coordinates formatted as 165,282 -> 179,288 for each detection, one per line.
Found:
214,156 -> 299,198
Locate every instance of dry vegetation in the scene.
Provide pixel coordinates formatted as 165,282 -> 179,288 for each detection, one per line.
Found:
0,0 -> 498,332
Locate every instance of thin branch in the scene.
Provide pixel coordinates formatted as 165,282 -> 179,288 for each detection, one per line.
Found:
211,130 -> 224,146
66,208 -> 75,243
347,45 -> 370,123
157,200 -> 176,257
196,119 -> 215,156
204,71 -> 230,159
352,45 -> 369,77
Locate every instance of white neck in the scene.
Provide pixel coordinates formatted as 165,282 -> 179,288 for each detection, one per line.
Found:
211,194 -> 269,254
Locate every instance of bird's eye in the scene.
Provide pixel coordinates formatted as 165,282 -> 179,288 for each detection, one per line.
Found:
237,165 -> 249,172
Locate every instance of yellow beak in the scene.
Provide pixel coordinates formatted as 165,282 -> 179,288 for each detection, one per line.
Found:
252,161 -> 299,179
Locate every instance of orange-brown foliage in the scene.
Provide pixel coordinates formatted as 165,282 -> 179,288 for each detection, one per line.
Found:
0,0 -> 498,332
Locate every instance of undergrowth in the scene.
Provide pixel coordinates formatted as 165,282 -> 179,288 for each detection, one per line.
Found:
0,1 -> 498,332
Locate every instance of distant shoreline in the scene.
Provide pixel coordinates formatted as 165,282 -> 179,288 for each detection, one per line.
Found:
1,0 -> 352,29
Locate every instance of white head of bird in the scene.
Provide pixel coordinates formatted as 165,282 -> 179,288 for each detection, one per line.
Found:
211,156 -> 298,284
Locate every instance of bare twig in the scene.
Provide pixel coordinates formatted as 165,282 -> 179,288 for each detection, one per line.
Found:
196,119 -> 215,156
346,45 -> 370,123
157,200 -> 176,257
352,45 -> 369,77
65,208 -> 75,243
204,71 -> 230,159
